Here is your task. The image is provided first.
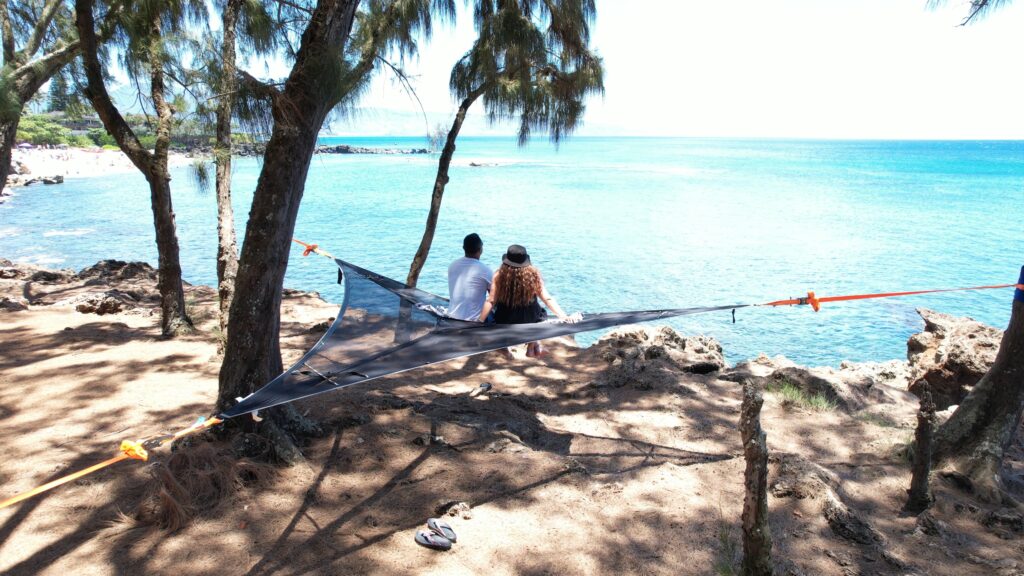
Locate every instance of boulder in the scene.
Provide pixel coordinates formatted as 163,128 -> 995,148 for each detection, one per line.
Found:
591,325 -> 725,390
906,308 -> 1001,409
765,365 -> 895,412
721,353 -> 797,383
0,296 -> 28,311
77,260 -> 157,282
70,289 -> 142,315
29,269 -> 73,283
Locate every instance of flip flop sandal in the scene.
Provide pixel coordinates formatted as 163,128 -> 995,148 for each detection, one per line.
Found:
427,517 -> 457,542
415,529 -> 452,551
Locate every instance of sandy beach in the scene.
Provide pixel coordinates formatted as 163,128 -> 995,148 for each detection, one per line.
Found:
0,259 -> 1022,575
10,147 -> 197,180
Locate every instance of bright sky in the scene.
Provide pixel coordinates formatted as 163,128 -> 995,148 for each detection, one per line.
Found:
319,0 -> 1024,139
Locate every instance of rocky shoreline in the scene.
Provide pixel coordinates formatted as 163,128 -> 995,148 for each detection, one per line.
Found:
1,142 -> 430,200
192,142 -> 430,158
1,257 -> 1002,412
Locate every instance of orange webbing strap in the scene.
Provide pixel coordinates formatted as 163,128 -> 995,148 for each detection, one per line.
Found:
762,283 -> 1024,311
0,417 -> 223,510
292,238 -> 335,260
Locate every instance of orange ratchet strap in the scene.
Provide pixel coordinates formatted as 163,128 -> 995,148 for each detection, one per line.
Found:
763,283 -> 1024,312
292,238 -> 335,259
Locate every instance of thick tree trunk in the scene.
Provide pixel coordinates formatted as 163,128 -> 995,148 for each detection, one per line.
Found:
75,0 -> 192,337
1,55 -> 77,195
740,380 -> 773,576
933,269 -> 1024,504
906,383 -> 936,513
216,0 -> 359,415
0,112 -> 20,191
405,88 -> 485,287
214,0 -> 242,344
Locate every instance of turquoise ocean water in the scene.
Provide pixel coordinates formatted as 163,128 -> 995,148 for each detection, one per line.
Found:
1,137 -> 1021,366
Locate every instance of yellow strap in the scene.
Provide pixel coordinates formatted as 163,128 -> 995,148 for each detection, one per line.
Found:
0,417 -> 223,510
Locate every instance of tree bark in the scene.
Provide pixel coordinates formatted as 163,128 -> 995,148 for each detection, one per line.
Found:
75,0 -> 192,337
214,0 -> 242,344
216,0 -> 360,414
906,383 -> 936,514
740,380 -> 773,576
0,45 -> 80,194
0,112 -> 21,190
405,88 -> 485,287
933,268 -> 1024,504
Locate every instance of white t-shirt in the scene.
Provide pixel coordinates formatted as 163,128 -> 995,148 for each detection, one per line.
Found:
447,257 -> 493,321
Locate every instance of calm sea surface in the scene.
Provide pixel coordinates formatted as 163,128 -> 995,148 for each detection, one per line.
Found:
2,137 -> 1022,366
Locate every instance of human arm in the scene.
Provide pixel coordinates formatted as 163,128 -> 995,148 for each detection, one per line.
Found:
478,270 -> 499,322
538,281 -> 568,321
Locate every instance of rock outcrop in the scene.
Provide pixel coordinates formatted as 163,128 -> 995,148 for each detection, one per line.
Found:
722,355 -> 913,414
906,308 -> 1001,409
315,144 -> 428,155
77,260 -> 158,283
589,325 -> 725,390
5,174 -> 64,188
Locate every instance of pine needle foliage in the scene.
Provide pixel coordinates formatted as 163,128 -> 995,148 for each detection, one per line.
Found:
928,0 -> 1012,25
454,0 -> 604,145
233,0 -> 454,140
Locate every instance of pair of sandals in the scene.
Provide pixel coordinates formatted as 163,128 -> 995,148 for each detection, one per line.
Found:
414,518 -> 457,551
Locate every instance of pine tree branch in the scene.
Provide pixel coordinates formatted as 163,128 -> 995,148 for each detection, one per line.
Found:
74,0 -> 153,172
24,0 -> 65,58
374,54 -> 427,122
272,0 -> 314,15
238,70 -> 281,103
0,1 -> 15,64
11,40 -> 79,94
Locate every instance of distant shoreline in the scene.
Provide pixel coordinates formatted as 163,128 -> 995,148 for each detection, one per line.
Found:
5,143 -> 431,188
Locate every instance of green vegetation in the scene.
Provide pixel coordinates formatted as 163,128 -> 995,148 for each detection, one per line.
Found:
713,507 -> 739,576
767,379 -> 837,412
16,115 -> 92,147
18,113 -> 216,150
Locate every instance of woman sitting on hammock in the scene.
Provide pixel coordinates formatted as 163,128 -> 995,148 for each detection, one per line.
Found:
478,244 -> 570,357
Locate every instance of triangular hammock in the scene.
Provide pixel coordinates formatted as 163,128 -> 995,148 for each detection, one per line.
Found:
221,258 -> 746,418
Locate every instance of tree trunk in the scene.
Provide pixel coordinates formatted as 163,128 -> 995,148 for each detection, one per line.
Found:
740,380 -> 773,576
1,53 -> 79,195
148,173 -> 192,336
933,268 -> 1024,504
147,13 -> 193,337
405,88 -> 485,287
906,383 -> 936,514
0,112 -> 21,191
75,0 -> 192,337
214,0 -> 242,344
216,0 -> 360,415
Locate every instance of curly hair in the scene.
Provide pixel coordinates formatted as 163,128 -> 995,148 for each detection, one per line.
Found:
493,264 -> 543,308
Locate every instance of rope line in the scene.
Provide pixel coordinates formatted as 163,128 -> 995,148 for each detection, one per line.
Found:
0,417 -> 222,510
760,284 -> 1024,311
1,236 -> 1019,510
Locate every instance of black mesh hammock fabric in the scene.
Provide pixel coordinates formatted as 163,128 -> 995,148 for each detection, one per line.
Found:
221,259 -> 749,419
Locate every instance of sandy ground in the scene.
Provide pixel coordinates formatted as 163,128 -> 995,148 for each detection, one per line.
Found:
11,147 -> 196,179
1,262 -> 1022,576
